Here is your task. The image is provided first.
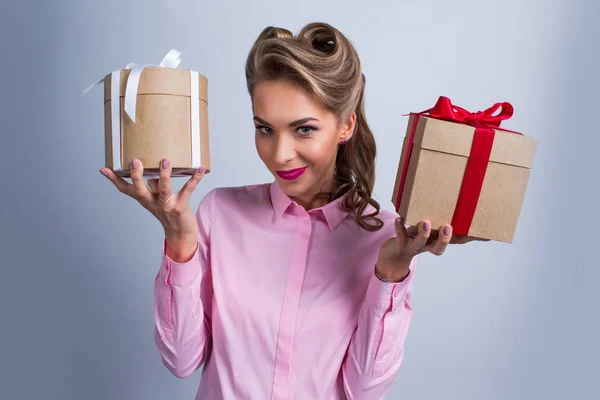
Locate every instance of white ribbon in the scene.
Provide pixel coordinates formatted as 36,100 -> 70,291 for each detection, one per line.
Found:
77,49 -> 201,173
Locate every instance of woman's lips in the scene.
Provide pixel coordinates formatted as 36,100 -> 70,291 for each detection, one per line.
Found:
275,167 -> 307,180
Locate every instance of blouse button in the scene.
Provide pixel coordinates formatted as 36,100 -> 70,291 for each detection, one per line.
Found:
393,290 -> 399,297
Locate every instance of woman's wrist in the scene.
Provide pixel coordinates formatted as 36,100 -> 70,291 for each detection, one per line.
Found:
165,236 -> 198,263
374,263 -> 410,283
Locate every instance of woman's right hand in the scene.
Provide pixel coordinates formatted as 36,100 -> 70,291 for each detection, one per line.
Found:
100,158 -> 207,258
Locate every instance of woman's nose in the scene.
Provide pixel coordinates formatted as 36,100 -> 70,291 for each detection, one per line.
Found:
274,134 -> 297,164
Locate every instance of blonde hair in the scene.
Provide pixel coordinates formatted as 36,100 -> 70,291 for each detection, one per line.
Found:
245,22 -> 383,232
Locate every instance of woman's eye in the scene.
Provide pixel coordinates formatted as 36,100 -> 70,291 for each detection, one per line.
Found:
298,126 -> 316,135
255,125 -> 273,135
254,125 -> 316,136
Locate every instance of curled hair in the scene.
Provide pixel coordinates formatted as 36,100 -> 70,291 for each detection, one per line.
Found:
245,23 -> 383,232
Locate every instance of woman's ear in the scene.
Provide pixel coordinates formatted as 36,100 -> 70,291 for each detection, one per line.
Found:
340,112 -> 357,141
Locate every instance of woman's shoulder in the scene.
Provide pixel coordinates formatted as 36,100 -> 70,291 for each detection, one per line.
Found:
199,182 -> 273,208
356,199 -> 399,223
193,182 -> 273,223
351,202 -> 401,238
375,207 -> 400,232
212,182 -> 271,198
374,207 -> 400,223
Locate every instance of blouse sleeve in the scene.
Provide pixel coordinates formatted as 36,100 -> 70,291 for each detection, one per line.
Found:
341,255 -> 417,398
153,188 -> 217,379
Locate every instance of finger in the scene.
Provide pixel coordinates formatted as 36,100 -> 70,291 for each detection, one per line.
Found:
429,224 -> 452,256
158,158 -> 173,202
409,220 -> 431,253
407,224 -> 438,240
129,159 -> 153,203
100,167 -> 135,197
408,225 -> 439,243
394,216 -> 409,242
178,165 -> 207,204
406,224 -> 419,238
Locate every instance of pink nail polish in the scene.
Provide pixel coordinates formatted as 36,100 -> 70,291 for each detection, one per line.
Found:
443,225 -> 451,236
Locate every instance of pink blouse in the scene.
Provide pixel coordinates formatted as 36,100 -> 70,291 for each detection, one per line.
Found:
153,180 -> 417,399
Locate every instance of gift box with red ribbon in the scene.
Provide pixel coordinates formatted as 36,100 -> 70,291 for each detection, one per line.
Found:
391,96 -> 538,243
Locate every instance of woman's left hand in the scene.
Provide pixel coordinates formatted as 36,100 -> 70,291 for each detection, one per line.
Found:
375,217 -> 490,281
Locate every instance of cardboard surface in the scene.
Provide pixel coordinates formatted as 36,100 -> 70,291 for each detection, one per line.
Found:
103,68 -> 210,178
392,115 -> 538,243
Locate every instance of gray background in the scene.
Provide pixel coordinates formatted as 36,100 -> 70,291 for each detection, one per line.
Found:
1,0 -> 598,399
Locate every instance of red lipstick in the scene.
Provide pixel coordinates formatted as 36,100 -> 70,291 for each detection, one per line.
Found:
276,167 -> 307,180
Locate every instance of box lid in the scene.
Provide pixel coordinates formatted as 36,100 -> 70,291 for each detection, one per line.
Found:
415,116 -> 538,169
103,67 -> 208,104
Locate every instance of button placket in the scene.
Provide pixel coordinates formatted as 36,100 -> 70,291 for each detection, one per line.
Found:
270,209 -> 312,400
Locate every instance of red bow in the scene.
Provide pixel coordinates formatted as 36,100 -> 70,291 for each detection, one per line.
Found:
424,96 -> 514,129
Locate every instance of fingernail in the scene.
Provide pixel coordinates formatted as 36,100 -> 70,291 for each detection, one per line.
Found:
395,218 -> 402,226
443,225 -> 451,236
100,168 -> 108,177
197,165 -> 206,174
423,221 -> 431,231
163,159 -> 170,169
132,159 -> 138,170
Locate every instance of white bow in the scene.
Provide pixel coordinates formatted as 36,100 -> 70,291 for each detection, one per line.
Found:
77,49 -> 183,123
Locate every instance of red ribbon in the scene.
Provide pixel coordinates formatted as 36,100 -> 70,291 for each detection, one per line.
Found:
395,96 -> 522,236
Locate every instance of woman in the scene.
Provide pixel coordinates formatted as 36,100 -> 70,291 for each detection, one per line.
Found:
100,22 -> 483,400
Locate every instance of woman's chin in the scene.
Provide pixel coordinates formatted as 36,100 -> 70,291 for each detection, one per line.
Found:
277,176 -> 302,188
274,174 -> 310,194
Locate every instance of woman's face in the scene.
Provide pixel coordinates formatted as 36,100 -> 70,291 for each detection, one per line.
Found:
252,80 -> 355,209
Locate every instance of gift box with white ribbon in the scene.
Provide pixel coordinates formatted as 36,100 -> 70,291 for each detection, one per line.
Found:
79,49 -> 210,178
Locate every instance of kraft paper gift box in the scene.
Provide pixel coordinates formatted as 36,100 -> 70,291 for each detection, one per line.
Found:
79,49 -> 210,178
391,96 -> 538,243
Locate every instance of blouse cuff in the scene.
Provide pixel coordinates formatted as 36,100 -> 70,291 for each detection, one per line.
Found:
161,238 -> 201,286
364,261 -> 414,312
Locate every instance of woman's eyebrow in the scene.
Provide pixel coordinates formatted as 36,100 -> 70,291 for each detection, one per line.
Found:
253,116 -> 320,127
